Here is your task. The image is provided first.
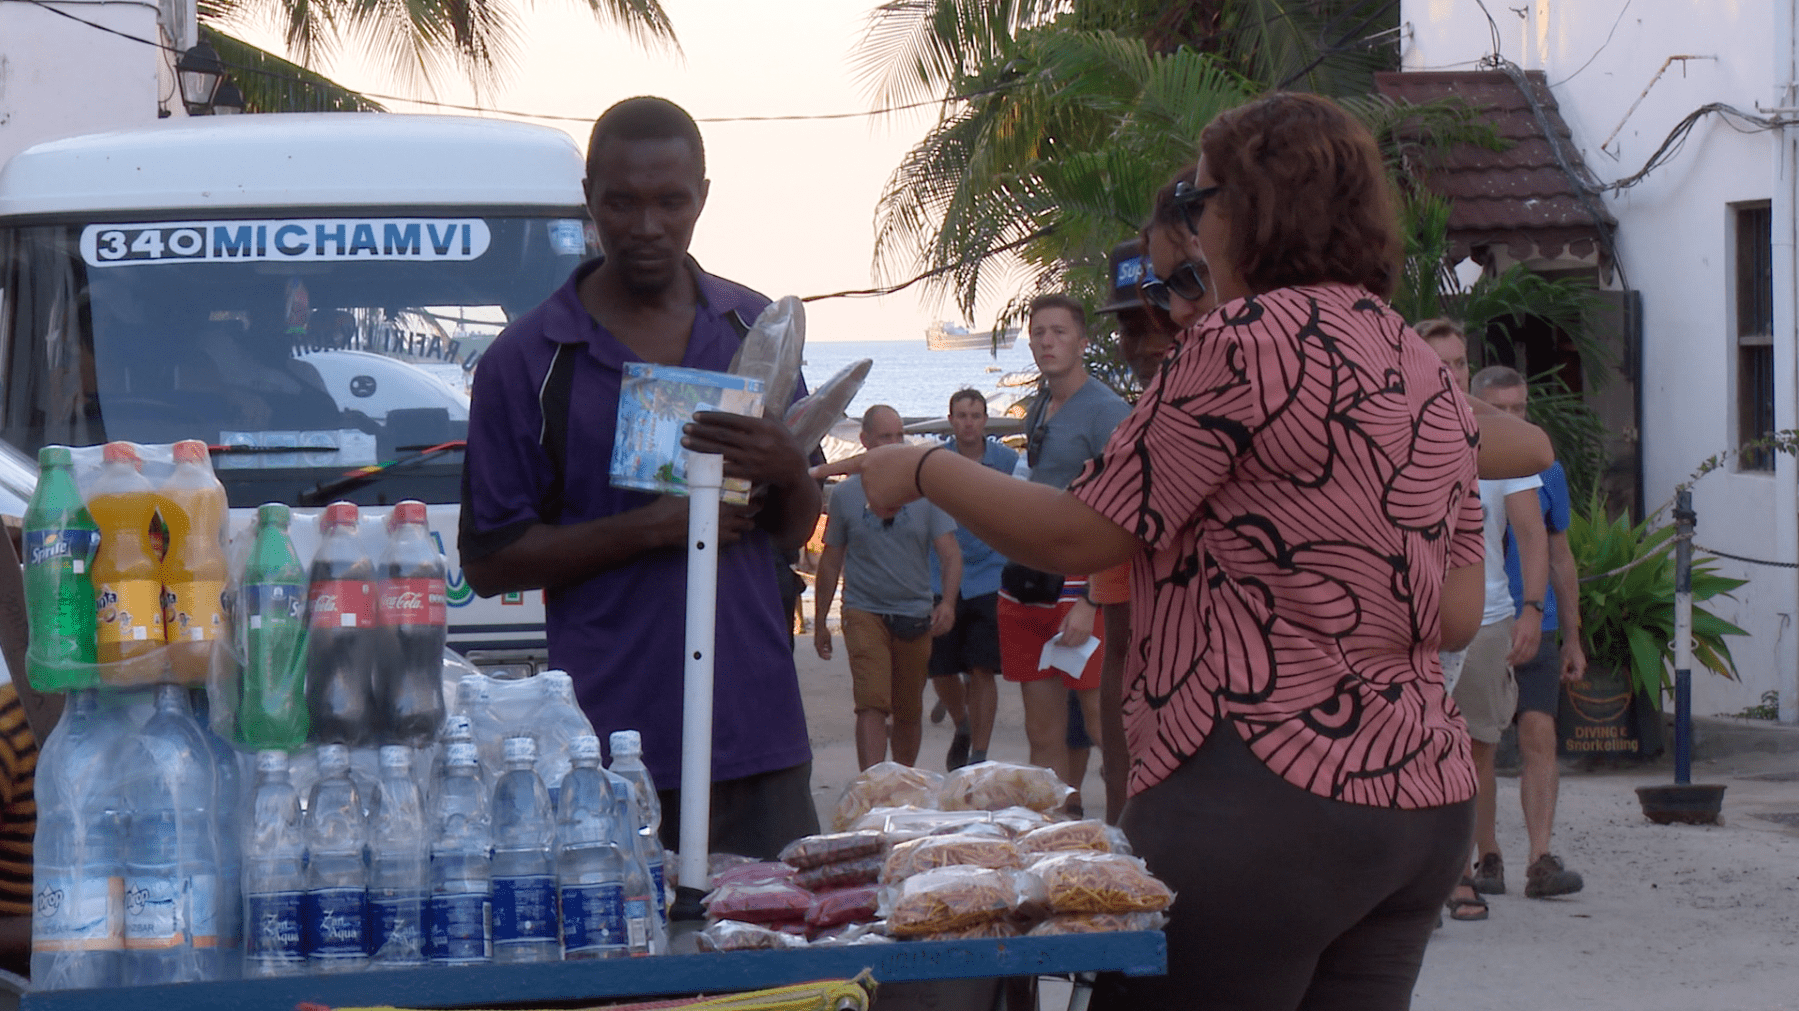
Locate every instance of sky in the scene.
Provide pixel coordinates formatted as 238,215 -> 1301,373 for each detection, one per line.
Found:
235,0 -> 976,343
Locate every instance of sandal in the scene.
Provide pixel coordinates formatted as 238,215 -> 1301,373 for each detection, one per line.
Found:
1445,876 -> 1489,922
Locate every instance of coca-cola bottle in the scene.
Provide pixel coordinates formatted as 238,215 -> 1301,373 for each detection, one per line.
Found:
305,501 -> 378,746
376,500 -> 447,746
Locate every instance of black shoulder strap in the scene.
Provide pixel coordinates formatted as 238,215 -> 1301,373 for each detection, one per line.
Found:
1023,386 -> 1051,467
538,342 -> 581,524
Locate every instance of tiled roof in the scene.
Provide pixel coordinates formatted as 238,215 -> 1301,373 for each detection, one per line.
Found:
1374,69 -> 1616,264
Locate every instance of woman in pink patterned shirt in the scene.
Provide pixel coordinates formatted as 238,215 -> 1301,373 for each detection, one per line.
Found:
856,93 -> 1506,1008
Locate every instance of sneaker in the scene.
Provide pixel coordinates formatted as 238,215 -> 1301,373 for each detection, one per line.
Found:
1525,854 -> 1585,898
946,731 -> 972,771
1471,852 -> 1506,895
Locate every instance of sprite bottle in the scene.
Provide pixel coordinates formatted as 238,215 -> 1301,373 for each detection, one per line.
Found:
237,503 -> 310,749
24,446 -> 100,692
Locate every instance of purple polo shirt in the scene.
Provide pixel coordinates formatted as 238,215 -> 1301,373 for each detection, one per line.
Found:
461,258 -> 812,786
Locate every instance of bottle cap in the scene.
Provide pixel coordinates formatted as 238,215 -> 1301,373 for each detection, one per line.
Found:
503,736 -> 537,764
457,674 -> 490,703
37,445 -> 72,468
322,500 -> 359,531
571,735 -> 601,761
442,713 -> 474,741
256,749 -> 289,773
390,500 -> 427,528
446,741 -> 479,767
172,440 -> 211,465
101,441 -> 141,466
609,730 -> 642,757
317,743 -> 351,774
379,745 -> 411,770
256,502 -> 291,528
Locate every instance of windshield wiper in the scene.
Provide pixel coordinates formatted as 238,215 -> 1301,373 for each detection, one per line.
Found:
296,440 -> 466,506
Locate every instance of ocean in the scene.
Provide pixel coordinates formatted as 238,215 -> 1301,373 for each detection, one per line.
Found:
800,338 -> 1039,421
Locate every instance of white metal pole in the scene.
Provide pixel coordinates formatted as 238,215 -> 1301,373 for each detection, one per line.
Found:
679,451 -> 723,899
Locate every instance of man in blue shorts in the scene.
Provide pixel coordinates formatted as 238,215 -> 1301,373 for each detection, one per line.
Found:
928,388 -> 1018,770
459,96 -> 822,861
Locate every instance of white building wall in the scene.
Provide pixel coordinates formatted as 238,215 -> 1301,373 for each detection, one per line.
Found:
0,0 -> 182,170
1403,0 -> 1798,718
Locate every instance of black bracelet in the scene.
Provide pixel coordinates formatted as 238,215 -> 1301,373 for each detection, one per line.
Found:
914,445 -> 946,497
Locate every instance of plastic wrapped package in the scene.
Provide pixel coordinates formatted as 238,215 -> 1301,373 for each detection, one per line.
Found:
779,830 -> 886,870
881,835 -> 1024,885
809,922 -> 893,946
884,866 -> 1019,937
832,762 -> 945,831
709,852 -> 761,877
1030,853 -> 1175,914
792,855 -> 883,892
806,885 -> 881,929
712,861 -> 797,888
1027,912 -> 1168,936
988,806 -> 1053,837
857,808 -> 994,843
1018,820 -> 1132,855
937,761 -> 1075,814
728,296 -> 807,421
703,878 -> 813,924
785,359 -> 872,459
915,920 -> 1022,941
696,920 -> 807,952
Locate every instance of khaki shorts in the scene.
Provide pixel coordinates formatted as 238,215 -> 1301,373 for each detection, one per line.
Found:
1451,618 -> 1518,744
843,607 -> 931,722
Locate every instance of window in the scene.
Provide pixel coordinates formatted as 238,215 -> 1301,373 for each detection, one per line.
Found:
1736,204 -> 1776,471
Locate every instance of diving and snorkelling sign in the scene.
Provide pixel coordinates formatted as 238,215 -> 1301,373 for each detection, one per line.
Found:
80,219 -> 491,267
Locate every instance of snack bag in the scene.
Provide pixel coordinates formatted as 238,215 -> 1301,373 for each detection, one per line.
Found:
779,830 -> 887,870
884,866 -> 1018,937
806,885 -> 882,929
881,834 -> 1024,885
1031,852 -> 1175,914
696,919 -> 806,952
793,855 -> 884,892
937,761 -> 1074,814
1027,911 -> 1168,935
832,762 -> 945,830
703,878 -> 813,924
1018,819 -> 1133,855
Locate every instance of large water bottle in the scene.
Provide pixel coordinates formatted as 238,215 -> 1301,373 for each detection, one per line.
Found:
31,689 -> 125,989
555,735 -> 627,960
241,750 -> 305,978
608,781 -> 663,956
123,684 -> 220,985
428,741 -> 491,965
302,743 -> 369,974
607,731 -> 666,928
490,736 -> 558,963
190,689 -> 241,979
369,745 -> 427,969
536,671 -> 593,808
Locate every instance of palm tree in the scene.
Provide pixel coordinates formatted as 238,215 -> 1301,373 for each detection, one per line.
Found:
201,0 -> 677,111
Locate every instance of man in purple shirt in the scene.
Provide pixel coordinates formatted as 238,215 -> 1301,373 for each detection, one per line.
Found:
459,96 -> 822,861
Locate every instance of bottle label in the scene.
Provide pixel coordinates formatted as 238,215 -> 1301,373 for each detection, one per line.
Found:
491,874 -> 557,944
244,582 -> 307,632
379,577 -> 446,627
32,874 -> 123,951
649,860 -> 666,920
428,893 -> 491,963
95,579 -> 166,646
624,896 -> 651,954
308,579 -> 376,630
123,874 -> 182,948
244,890 -> 303,961
26,528 -> 98,574
370,893 -> 425,964
162,580 -> 226,643
188,873 -> 218,948
301,887 -> 368,958
559,882 -> 626,956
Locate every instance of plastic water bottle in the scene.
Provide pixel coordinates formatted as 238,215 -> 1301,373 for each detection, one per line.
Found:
609,783 -> 663,956
555,735 -> 627,960
31,689 -> 125,989
241,750 -> 305,978
457,674 -> 502,780
190,690 -> 242,979
303,743 -> 368,973
490,736 -> 558,963
536,671 -> 593,808
428,741 -> 491,965
607,731 -> 666,927
22,445 -> 100,693
369,745 -> 427,968
123,683 -> 219,984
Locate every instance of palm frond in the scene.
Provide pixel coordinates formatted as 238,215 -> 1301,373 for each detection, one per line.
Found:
204,26 -> 385,111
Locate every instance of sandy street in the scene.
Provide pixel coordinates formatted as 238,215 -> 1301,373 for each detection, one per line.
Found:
792,629 -> 1799,1009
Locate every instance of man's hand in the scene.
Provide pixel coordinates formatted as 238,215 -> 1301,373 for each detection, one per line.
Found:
1561,636 -> 1588,682
1507,617 -> 1542,667
685,411 -> 809,489
1058,598 -> 1096,648
930,598 -> 956,637
814,623 -> 833,660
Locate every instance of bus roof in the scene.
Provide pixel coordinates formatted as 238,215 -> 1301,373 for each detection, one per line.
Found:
0,113 -> 586,218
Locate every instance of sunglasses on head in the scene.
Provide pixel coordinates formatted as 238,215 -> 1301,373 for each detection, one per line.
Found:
1140,261 -> 1207,312
1171,180 -> 1222,233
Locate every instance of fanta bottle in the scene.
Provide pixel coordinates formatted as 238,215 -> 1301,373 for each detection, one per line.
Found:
89,442 -> 166,684
157,441 -> 229,685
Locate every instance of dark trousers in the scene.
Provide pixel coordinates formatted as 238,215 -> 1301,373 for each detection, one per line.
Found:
656,760 -> 820,862
1094,724 -> 1473,1011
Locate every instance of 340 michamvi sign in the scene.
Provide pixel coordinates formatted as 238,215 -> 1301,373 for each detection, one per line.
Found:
80,219 -> 491,267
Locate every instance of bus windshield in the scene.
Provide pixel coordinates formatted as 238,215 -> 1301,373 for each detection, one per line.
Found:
0,211 -> 593,507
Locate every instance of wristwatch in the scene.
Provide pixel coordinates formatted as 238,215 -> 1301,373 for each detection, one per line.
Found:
1522,599 -> 1545,613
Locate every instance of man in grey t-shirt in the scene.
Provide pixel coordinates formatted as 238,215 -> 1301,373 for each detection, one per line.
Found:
814,405 -> 962,769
